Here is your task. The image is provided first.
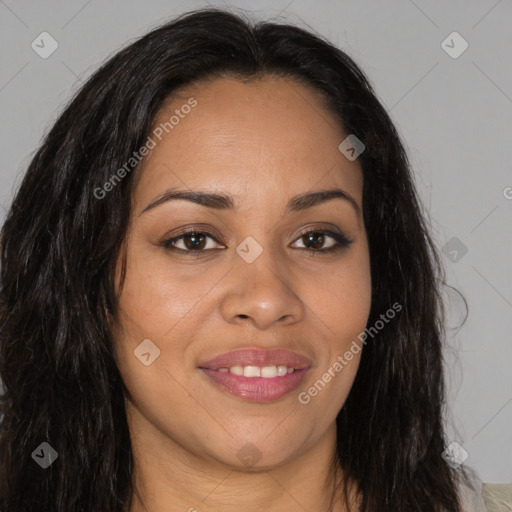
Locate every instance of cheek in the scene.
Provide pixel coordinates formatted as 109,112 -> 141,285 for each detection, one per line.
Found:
111,243 -> 227,397
116,347 -> 215,463
311,250 -> 372,345
111,247 -> 210,442
114,241 -> 222,338
299,248 -> 371,407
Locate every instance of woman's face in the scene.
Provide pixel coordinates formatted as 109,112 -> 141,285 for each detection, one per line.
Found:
112,75 -> 371,470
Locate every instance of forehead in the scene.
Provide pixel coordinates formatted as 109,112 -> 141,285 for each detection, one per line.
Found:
134,75 -> 363,210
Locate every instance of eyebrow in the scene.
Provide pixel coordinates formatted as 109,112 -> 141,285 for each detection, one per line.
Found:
140,187 -> 360,216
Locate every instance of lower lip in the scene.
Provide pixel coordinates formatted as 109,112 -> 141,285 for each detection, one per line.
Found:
200,368 -> 310,402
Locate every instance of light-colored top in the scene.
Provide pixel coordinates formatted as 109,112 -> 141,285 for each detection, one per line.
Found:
481,483 -> 512,511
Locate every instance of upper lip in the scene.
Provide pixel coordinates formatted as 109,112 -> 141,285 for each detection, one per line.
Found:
198,348 -> 312,370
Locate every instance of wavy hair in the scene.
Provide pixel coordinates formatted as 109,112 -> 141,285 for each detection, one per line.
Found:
0,7 -> 471,511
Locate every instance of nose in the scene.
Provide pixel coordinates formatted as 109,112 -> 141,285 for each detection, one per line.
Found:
219,245 -> 306,330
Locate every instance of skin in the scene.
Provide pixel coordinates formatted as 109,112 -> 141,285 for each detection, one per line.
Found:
111,75 -> 371,512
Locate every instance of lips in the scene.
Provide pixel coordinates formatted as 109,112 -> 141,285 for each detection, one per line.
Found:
198,348 -> 312,371
198,348 -> 312,402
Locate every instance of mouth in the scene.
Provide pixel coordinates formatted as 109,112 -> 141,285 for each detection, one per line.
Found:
198,348 -> 312,402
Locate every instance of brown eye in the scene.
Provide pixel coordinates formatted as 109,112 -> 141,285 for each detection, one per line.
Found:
302,232 -> 327,250
162,231 -> 224,252
182,232 -> 207,250
291,230 -> 353,253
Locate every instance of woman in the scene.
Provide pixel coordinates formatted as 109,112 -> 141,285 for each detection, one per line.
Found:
0,7 -> 487,511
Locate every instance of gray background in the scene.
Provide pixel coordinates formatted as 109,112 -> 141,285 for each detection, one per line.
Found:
1,0 -> 511,483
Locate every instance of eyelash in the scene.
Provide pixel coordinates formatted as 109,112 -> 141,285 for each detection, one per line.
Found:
161,228 -> 353,256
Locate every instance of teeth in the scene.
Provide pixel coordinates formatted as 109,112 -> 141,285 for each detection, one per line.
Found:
261,366 -> 277,378
229,366 -> 244,376
244,366 -> 261,378
277,365 -> 288,376
217,365 -> 297,378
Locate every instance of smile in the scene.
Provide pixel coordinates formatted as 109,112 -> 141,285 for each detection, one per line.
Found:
198,348 -> 312,402
217,365 -> 296,377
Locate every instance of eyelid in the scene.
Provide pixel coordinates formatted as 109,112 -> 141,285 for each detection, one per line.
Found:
162,224 -> 226,243
161,228 -> 226,251
293,224 -> 352,243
